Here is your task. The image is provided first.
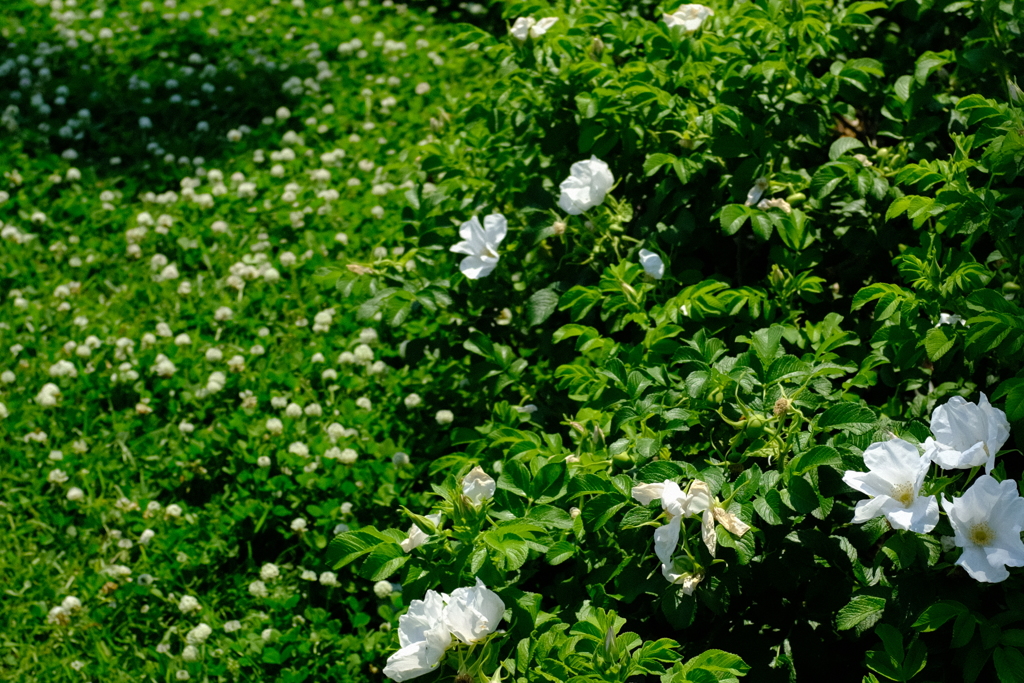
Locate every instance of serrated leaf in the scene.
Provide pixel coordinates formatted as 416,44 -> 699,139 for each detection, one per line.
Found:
829,137 -> 865,161
719,204 -> 749,235
527,287 -> 560,327
838,595 -> 887,631
818,403 -> 876,433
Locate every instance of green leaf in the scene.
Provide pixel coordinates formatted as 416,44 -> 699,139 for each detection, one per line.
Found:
753,490 -> 784,525
923,326 -> 956,361
829,137 -> 865,161
787,445 -> 841,477
644,152 -> 678,176
994,647 -> 1024,683
719,204 -> 750,235
545,540 -> 576,565
838,595 -> 887,632
527,287 -> 560,327
818,403 -> 876,433
913,601 -> 967,632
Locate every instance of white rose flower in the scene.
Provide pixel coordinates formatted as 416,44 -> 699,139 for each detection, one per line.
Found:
558,157 -> 614,215
462,467 -> 496,506
509,17 -> 558,41
638,249 -> 665,279
842,438 -> 939,533
926,393 -> 1010,474
382,590 -> 452,682
443,578 -> 505,644
942,475 -> 1024,583
449,214 -> 507,280
662,4 -> 714,32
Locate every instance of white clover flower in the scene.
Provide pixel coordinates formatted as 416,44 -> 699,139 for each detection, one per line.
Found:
400,512 -> 442,553
450,214 -> 506,279
462,467 -> 496,506
288,442 -> 309,457
166,504 -> 183,518
182,645 -> 199,662
291,518 -> 307,532
266,418 -> 284,435
186,623 -> 212,645
382,590 -> 452,681
356,397 -> 372,411
339,448 -> 358,464
404,393 -> 422,408
301,569 -> 317,581
842,438 -> 939,533
62,596 -> 81,612
257,456 -> 272,468
393,452 -> 411,466
67,487 -> 85,501
36,383 -> 61,407
319,571 -> 340,587
285,402 -> 303,418
140,529 -> 155,544
260,563 -> 280,581
639,249 -> 665,279
178,595 -> 201,613
558,157 -> 614,215
510,16 -> 558,41
662,4 -> 714,32
224,620 -> 242,633
435,410 -> 454,425
249,581 -> 268,598
374,580 -> 393,598
48,469 -> 69,484
943,475 -> 1024,583
926,393 -> 1010,474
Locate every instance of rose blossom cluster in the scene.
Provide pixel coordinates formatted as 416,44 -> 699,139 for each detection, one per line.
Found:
844,393 -> 1022,583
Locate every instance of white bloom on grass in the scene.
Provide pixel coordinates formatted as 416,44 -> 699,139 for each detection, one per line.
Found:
400,513 -> 442,553
942,475 -> 1024,583
260,563 -> 280,581
462,467 -> 496,506
559,157 -> 614,215
639,249 -> 665,279
374,580 -> 394,598
249,581 -> 268,598
842,438 -> 939,533
450,214 -> 507,279
382,591 -> 452,682
186,623 -> 212,645
178,596 -> 200,613
662,4 -> 715,32
435,410 -> 454,425
510,17 -> 558,41
925,393 -> 1010,474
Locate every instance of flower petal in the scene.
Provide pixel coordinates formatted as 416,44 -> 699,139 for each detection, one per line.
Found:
653,513 -> 681,566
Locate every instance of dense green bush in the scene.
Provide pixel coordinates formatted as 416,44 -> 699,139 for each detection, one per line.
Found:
2,0 -> 1023,681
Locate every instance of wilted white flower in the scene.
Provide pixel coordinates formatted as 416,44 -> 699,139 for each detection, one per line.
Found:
510,17 -> 558,41
400,512 -> 442,553
662,4 -> 714,32
926,393 -> 1010,474
943,475 -> 1024,583
558,157 -> 614,215
632,480 -> 712,582
744,177 -> 769,206
450,214 -> 507,280
842,438 -> 939,533
462,467 -> 496,506
639,249 -> 665,279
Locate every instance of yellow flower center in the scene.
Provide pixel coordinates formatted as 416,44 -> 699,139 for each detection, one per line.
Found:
890,483 -> 914,508
968,522 -> 995,547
